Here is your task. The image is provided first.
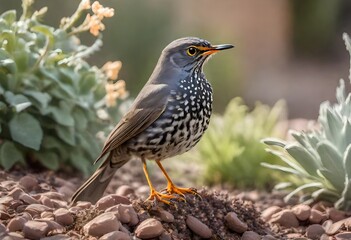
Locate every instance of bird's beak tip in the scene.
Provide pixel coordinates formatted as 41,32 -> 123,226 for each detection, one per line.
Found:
213,44 -> 234,51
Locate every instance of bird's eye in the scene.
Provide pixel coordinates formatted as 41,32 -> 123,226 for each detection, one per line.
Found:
186,47 -> 198,56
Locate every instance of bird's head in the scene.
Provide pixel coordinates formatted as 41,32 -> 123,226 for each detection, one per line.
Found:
161,37 -> 233,72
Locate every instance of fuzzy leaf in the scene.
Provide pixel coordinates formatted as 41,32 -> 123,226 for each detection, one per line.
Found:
0,10 -> 16,25
47,102 -> 74,127
261,138 -> 286,148
23,90 -> 51,109
9,113 -> 43,150
286,144 -> 320,177
0,141 -> 24,170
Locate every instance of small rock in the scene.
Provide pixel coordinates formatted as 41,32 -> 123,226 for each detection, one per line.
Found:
306,224 -> 325,239
116,185 -> 135,196
19,176 -> 38,192
83,212 -> 120,237
99,230 -> 130,240
135,218 -> 164,239
242,231 -> 261,240
327,208 -> 346,222
186,215 -> 212,238
325,218 -> 346,235
40,196 -> 55,208
335,232 -> 351,240
41,234 -> 71,240
309,209 -> 327,224
43,220 -> 65,233
25,204 -> 52,217
96,195 -> 116,211
320,234 -> 330,240
23,220 -> 49,239
41,211 -> 54,219
270,209 -> 299,228
7,217 -> 27,232
225,212 -> 248,233
76,201 -> 92,209
111,194 -> 131,205
57,186 -> 74,200
261,206 -> 282,221
8,188 -> 24,200
292,204 -> 311,221
20,212 -> 32,220
158,209 -> 174,223
54,208 -> 73,226
19,193 -> 39,205
261,235 -> 278,240
51,199 -> 67,208
0,196 -> 14,206
116,204 -> 139,226
0,210 -> 10,220
41,192 -> 64,200
6,232 -> 25,240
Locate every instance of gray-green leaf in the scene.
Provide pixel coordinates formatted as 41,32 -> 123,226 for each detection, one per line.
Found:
0,141 -> 24,170
9,113 -> 43,150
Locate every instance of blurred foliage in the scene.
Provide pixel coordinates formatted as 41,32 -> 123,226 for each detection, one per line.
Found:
263,34 -> 351,211
194,97 -> 286,189
292,0 -> 342,57
0,0 -> 127,175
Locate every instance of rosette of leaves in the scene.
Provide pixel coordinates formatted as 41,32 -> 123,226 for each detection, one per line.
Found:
262,33 -> 351,211
194,97 -> 286,189
0,1 -> 125,175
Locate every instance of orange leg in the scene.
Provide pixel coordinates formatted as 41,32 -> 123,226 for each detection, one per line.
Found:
156,159 -> 199,201
142,158 -> 177,205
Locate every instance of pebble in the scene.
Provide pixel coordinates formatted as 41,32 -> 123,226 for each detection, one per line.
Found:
159,232 -> 172,240
76,201 -> 92,209
8,188 -> 24,200
327,208 -> 346,222
7,217 -> 27,232
270,209 -> 299,228
0,223 -> 7,233
335,232 -> 351,240
41,192 -> 64,200
25,204 -> 52,217
96,195 -> 116,211
43,220 -> 65,233
224,212 -> 248,233
135,218 -> 164,239
306,224 -> 325,239
241,231 -> 261,240
309,209 -> 327,224
54,208 -> 74,226
40,196 -> 55,208
325,218 -> 346,235
186,215 -> 212,238
6,232 -> 25,240
116,185 -> 135,196
292,204 -> 311,221
158,209 -> 174,223
261,235 -> 277,240
19,176 -> 38,192
111,194 -> 131,205
261,206 -> 282,221
99,230 -> 130,240
23,220 -> 49,239
0,210 -> 10,220
116,204 -> 139,226
41,234 -> 71,240
83,212 -> 121,237
57,186 -> 74,200
19,193 -> 39,205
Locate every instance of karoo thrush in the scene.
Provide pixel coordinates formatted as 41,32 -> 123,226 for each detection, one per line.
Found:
71,37 -> 233,204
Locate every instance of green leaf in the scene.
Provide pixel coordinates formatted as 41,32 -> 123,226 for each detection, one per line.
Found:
0,141 -> 24,170
79,72 -> 96,95
47,101 -> 74,127
0,10 -> 16,25
70,150 -> 93,176
4,92 -> 30,105
14,102 -> 32,112
72,107 -> 88,130
23,90 -> 51,109
0,59 -> 16,74
31,25 -> 54,48
286,144 -> 321,177
261,138 -> 286,148
344,144 -> 351,177
55,125 -> 75,146
9,113 -> 43,150
35,152 -> 59,170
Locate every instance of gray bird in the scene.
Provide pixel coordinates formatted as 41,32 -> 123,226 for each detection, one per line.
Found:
71,37 -> 233,204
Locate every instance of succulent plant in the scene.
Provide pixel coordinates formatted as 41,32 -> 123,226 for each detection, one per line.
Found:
262,33 -> 351,211
193,97 -> 286,189
0,0 -> 127,175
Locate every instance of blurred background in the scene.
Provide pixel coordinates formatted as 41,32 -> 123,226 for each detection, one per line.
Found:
1,0 -> 351,118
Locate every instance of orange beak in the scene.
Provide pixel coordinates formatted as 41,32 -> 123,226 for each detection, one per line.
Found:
199,44 -> 234,56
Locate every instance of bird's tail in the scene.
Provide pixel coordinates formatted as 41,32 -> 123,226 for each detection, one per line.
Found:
70,153 -> 117,204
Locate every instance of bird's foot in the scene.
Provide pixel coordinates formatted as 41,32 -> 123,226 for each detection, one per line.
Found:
163,184 -> 202,201
146,189 -> 179,205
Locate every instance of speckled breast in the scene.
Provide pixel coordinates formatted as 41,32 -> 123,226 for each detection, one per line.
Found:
126,72 -> 213,160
